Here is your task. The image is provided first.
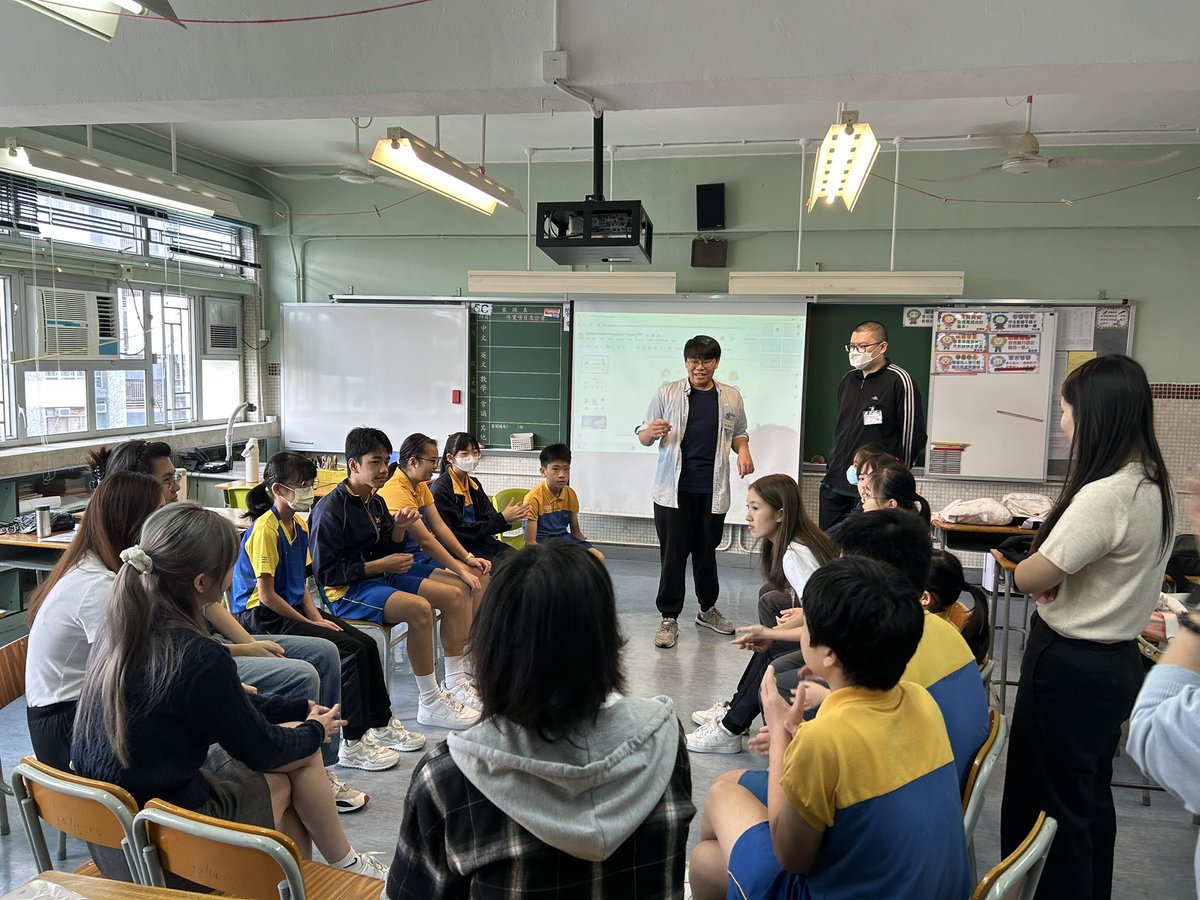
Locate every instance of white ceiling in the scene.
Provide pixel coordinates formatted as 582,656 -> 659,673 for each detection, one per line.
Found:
3,0 -> 1200,166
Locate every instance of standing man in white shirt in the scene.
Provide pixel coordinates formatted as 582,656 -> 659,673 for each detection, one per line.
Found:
637,336 -> 754,649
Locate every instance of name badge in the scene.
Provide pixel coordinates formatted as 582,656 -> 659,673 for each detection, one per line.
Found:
863,408 -> 883,426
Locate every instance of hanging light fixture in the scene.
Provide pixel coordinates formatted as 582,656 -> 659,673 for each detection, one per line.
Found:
369,126 -> 522,216
808,108 -> 880,212
9,0 -> 183,40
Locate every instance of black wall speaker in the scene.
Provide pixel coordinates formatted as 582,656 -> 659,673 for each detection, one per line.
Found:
691,238 -> 728,268
696,183 -> 726,231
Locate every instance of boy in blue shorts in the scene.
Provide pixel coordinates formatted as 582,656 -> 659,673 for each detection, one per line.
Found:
309,427 -> 479,742
523,443 -> 605,564
690,557 -> 972,900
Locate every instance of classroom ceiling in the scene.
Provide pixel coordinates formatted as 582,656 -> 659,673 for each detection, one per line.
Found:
3,0 -> 1200,165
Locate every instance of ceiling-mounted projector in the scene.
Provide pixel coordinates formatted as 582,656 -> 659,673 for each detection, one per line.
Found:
536,199 -> 653,265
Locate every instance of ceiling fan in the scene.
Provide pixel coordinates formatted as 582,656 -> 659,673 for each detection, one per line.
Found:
261,119 -> 409,187
920,96 -> 1181,181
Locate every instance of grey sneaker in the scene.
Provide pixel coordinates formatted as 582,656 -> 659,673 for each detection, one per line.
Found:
696,606 -> 735,635
654,617 -> 679,648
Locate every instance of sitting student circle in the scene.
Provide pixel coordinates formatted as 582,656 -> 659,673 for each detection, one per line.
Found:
71,504 -> 389,882
522,443 -> 605,564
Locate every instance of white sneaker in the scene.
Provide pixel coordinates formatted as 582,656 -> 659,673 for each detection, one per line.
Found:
327,770 -> 368,813
417,688 -> 482,730
340,850 -> 390,880
691,700 -> 730,727
444,679 -> 482,711
366,716 -> 428,752
686,718 -> 744,754
337,736 -> 401,771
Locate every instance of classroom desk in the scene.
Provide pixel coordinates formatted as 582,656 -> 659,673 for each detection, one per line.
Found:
931,518 -> 1037,553
987,549 -> 1021,711
0,870 -> 251,899
214,479 -> 336,510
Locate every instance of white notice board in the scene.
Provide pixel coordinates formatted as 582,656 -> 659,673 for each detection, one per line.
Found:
925,308 -> 1058,481
282,302 -> 468,453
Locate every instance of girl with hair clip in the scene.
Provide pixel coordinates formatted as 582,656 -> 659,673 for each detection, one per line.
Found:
924,549 -> 990,666
233,451 -> 407,791
857,459 -> 931,524
430,432 -> 532,563
1000,354 -> 1174,899
687,474 -> 837,754
383,541 -> 696,899
72,504 -> 389,882
25,472 -> 163,772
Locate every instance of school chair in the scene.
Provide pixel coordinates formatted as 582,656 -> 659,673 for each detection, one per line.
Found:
972,811 -> 1057,900
491,487 -> 527,551
962,708 -> 1008,882
0,635 -> 30,838
132,798 -> 380,900
11,756 -> 142,882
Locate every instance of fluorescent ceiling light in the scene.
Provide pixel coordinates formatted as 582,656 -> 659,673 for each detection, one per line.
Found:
9,0 -> 182,40
808,111 -> 880,213
2,139 -> 241,219
370,128 -> 522,216
728,271 -> 965,297
468,270 -> 676,295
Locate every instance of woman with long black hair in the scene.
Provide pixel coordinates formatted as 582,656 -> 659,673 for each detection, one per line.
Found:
1000,354 -> 1174,899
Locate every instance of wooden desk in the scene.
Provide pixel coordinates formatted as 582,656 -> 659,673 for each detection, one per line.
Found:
931,518 -> 1036,553
0,870 -> 245,899
214,480 -> 336,496
987,549 -> 1022,711
0,533 -> 73,551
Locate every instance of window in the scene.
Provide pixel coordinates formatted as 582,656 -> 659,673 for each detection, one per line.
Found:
151,291 -> 194,424
24,370 -> 88,436
0,277 -> 12,440
95,370 -> 149,430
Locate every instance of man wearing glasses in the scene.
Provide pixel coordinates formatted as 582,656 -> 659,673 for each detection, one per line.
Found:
820,321 -> 926,530
637,335 -> 753,649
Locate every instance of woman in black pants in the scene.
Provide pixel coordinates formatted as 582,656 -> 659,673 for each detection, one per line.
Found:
1000,355 -> 1174,899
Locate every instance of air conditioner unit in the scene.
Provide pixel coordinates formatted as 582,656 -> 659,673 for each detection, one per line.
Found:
202,296 -> 242,356
32,288 -> 120,360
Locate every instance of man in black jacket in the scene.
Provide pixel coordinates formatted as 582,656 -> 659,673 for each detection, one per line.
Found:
819,321 -> 927,530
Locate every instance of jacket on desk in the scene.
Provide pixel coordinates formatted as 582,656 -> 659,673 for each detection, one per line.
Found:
430,471 -> 509,555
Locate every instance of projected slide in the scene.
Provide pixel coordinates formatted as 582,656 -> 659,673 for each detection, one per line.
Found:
570,303 -> 807,521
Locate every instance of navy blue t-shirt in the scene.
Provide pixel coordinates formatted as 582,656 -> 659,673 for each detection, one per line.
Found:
678,386 -> 719,494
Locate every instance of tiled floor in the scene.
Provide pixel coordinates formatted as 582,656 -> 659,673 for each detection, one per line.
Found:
0,553 -> 1193,897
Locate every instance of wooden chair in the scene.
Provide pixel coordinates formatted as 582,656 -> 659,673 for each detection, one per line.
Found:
10,756 -> 142,883
962,708 -> 1008,882
0,635 -> 30,837
491,487 -> 527,551
972,811 -> 1057,900
132,798 -> 380,900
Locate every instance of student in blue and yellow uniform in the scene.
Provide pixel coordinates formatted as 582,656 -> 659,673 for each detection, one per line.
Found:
523,443 -> 605,564
233,451 -> 405,787
690,557 -> 971,900
430,432 -> 531,564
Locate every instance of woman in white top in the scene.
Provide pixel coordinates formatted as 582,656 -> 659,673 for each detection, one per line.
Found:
686,474 -> 835,753
26,472 -> 164,771
1000,354 -> 1174,900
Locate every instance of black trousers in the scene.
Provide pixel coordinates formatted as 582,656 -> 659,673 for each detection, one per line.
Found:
237,607 -> 392,740
1000,614 -> 1144,900
27,699 -> 77,773
653,492 -> 726,619
721,587 -> 802,734
818,483 -> 857,531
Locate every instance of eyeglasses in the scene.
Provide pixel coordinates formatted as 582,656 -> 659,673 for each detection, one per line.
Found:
844,341 -> 884,353
416,456 -> 440,464
685,357 -> 717,368
161,470 -> 183,485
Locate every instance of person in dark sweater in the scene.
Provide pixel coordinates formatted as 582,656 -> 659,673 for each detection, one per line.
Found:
72,503 -> 388,881
819,321 -> 926,531
430,431 -> 531,563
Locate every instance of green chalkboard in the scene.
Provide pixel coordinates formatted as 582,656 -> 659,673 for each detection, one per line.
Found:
470,302 -> 570,450
802,304 -> 932,464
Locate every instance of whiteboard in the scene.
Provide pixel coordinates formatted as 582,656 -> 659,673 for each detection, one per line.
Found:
570,297 -> 807,522
282,303 -> 468,453
925,308 -> 1058,481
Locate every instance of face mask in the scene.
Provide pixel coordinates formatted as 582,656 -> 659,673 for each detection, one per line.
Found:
846,465 -> 858,485
848,347 -> 881,370
454,455 -> 477,474
286,486 -> 315,512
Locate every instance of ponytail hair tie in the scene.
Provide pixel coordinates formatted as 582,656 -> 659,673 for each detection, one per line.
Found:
120,545 -> 154,575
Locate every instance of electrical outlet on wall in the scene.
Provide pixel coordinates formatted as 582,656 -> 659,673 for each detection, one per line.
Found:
121,265 -> 134,280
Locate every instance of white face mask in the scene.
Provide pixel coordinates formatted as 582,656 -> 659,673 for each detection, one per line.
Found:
285,486 -> 315,512
848,347 -> 881,370
846,465 -> 859,485
454,455 -> 478,474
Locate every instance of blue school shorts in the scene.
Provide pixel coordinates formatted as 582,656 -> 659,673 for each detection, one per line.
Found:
326,572 -> 427,623
738,769 -> 769,806
726,820 -> 801,900
542,533 -> 594,550
410,553 -> 446,578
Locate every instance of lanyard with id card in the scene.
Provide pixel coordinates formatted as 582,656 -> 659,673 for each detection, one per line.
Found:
863,407 -> 883,426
